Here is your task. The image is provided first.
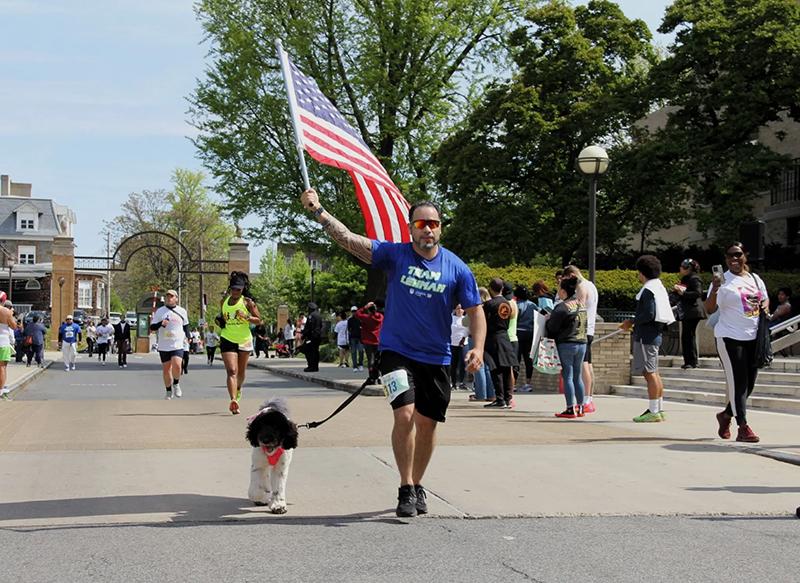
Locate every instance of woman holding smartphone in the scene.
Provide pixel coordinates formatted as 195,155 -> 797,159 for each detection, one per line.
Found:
704,242 -> 769,443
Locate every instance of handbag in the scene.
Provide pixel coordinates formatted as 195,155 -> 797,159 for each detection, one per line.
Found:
534,337 -> 562,375
755,309 -> 774,369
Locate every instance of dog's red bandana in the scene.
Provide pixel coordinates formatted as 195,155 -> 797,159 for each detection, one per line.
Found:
261,446 -> 285,466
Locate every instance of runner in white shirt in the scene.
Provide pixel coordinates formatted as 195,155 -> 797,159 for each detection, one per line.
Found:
95,317 -> 114,365
205,326 -> 220,366
150,290 -> 189,400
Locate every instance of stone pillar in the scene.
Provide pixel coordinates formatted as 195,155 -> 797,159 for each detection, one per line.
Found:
50,236 -> 75,350
227,236 -> 250,276
591,322 -> 632,394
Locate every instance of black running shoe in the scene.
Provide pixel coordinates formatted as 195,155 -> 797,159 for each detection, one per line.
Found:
414,484 -> 428,515
396,485 -> 417,517
483,399 -> 506,408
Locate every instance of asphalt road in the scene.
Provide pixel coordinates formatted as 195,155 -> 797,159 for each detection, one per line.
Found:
4,353 -> 799,582
2,515 -> 798,583
14,352 -> 333,401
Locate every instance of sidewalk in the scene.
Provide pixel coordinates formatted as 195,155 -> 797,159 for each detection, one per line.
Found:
3,350 -> 59,398
245,356 -> 384,396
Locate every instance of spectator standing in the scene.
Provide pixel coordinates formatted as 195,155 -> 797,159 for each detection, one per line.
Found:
298,303 -> 323,372
151,290 -> 189,400
95,317 -> 113,365
483,278 -> 517,409
253,324 -> 269,358
514,285 -> 536,392
546,277 -> 588,418
468,287 -> 495,402
300,188 -> 485,518
283,319 -> 295,353
113,317 -> 132,368
675,258 -> 706,369
13,323 -> 24,363
0,296 -> 17,399
334,311 -> 350,367
450,304 -> 469,390
294,314 -> 305,349
23,314 -> 46,368
769,287 -> 792,328
704,242 -> 769,443
58,314 -> 82,371
622,255 -> 674,423
347,306 -> 364,372
563,265 -> 599,414
205,325 -> 220,365
356,301 -> 384,384
503,282 -> 519,389
85,321 -> 97,358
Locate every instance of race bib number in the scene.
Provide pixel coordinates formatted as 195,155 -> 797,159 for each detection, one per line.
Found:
64,330 -> 74,339
381,369 -> 411,403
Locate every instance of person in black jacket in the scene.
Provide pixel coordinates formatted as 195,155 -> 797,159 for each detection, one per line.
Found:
299,302 -> 323,372
674,258 -> 706,369
113,319 -> 132,368
482,278 -> 517,409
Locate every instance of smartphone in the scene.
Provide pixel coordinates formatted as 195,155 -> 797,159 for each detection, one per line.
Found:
712,264 -> 724,279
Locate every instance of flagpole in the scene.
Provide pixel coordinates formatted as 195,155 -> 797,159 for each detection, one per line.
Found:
276,39 -> 311,191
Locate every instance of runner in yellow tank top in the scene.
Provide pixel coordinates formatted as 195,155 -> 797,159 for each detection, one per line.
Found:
218,271 -> 262,415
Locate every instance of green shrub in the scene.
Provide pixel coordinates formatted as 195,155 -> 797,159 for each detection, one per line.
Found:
318,342 -> 338,363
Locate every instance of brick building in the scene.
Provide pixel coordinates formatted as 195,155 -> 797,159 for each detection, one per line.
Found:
0,174 -> 107,318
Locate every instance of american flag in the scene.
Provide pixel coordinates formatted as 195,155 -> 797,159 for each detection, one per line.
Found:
280,49 -> 411,243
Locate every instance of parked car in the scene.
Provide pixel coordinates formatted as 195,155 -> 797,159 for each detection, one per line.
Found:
72,309 -> 86,327
109,312 -> 122,326
125,311 -> 137,327
23,310 -> 50,326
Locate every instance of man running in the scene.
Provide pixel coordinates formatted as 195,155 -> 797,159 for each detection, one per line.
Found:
95,316 -> 113,365
300,188 -> 486,517
150,290 -> 189,400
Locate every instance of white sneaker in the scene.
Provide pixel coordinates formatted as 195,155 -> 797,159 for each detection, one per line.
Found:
358,366 -> 363,372
174,384 -> 182,398
353,367 -> 358,372
65,366 -> 70,371
71,365 -> 76,370
165,390 -> 172,400
123,364 -> 127,368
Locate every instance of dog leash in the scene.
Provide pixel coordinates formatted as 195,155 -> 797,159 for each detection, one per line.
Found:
297,377 -> 373,430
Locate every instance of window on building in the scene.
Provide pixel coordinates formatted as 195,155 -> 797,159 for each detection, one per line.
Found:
78,281 -> 93,309
18,245 -> 36,265
16,212 -> 38,231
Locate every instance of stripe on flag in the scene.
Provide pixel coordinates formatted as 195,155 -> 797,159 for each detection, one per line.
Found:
281,49 -> 410,242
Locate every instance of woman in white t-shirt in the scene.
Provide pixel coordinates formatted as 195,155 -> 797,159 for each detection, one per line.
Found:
95,318 -> 114,364
704,242 -> 769,444
333,311 -> 350,367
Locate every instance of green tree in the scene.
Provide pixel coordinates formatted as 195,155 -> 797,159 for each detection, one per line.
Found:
250,249 -> 312,327
189,0 -> 522,250
313,257 -> 367,311
650,0 -> 800,243
106,169 -> 234,319
434,0 -> 659,265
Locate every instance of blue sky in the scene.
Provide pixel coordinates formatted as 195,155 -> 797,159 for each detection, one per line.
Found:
0,0 -> 672,268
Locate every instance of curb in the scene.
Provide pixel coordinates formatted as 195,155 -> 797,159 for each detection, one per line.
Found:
245,359 -> 384,397
7,360 -> 53,398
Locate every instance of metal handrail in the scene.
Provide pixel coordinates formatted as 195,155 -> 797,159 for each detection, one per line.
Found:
770,313 -> 800,336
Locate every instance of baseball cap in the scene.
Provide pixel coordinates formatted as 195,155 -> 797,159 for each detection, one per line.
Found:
165,289 -> 178,297
350,305 -> 358,311
65,314 -> 73,320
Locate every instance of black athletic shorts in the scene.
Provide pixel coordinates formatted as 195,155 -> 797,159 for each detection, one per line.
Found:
219,336 -> 250,353
379,350 -> 451,423
159,349 -> 184,363
583,335 -> 594,363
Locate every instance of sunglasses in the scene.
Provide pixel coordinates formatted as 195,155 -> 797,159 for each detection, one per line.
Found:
726,251 -> 744,259
411,219 -> 441,230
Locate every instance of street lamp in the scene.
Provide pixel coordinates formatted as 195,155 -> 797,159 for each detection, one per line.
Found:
577,145 -> 610,283
177,229 -> 190,308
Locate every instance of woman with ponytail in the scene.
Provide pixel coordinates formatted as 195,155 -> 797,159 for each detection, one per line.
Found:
218,271 -> 261,415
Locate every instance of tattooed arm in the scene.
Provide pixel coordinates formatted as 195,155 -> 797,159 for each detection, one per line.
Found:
300,188 -> 373,264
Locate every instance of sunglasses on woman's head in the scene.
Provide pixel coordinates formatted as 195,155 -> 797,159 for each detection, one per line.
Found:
411,219 -> 441,230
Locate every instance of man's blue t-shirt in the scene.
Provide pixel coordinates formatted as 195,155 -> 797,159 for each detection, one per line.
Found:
59,323 -> 81,344
371,241 -> 481,365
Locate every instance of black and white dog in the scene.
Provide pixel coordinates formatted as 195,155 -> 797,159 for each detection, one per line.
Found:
245,398 -> 299,514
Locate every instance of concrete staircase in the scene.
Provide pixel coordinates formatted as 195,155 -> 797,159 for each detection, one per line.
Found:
610,356 -> 800,414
